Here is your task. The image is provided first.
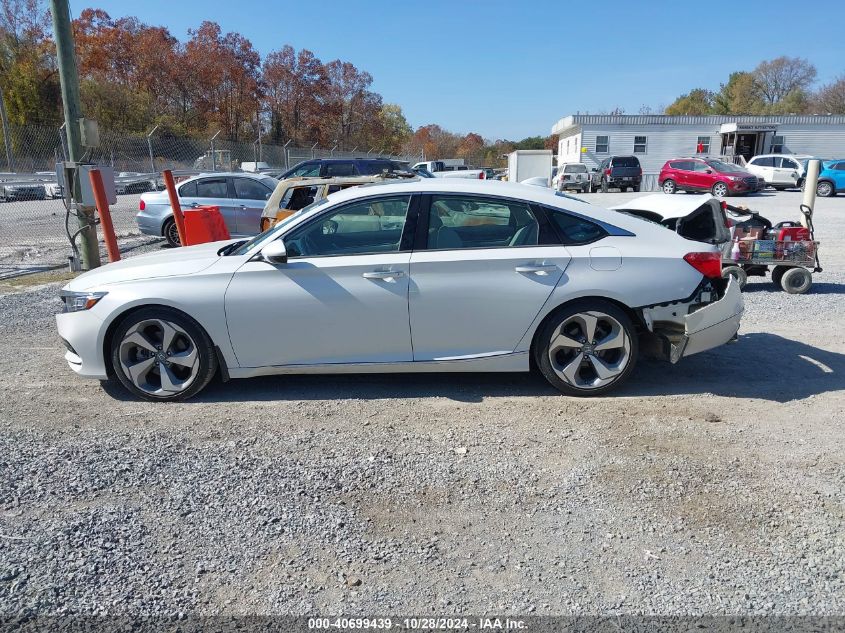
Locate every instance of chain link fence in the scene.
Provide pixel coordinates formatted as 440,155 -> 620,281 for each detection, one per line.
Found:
0,123 -> 420,278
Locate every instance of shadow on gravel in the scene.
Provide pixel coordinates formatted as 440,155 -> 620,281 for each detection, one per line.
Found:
742,282 -> 845,295
624,333 -> 845,402
101,371 -> 558,404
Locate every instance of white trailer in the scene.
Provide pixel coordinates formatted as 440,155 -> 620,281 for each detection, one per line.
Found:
508,150 -> 553,187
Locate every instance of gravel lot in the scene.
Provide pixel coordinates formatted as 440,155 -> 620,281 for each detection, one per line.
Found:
0,190 -> 843,618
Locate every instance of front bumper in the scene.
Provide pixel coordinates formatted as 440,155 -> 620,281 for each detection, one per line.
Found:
642,277 -> 744,362
56,309 -> 109,379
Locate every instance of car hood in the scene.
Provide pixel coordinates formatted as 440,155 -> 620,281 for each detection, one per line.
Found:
63,240 -> 237,291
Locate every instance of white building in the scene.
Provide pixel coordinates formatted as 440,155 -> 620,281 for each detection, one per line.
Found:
552,114 -> 845,173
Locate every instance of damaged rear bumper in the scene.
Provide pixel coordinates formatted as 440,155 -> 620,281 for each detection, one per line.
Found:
640,277 -> 744,363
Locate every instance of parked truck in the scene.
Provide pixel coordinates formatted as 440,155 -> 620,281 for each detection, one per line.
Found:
412,160 -> 486,180
507,150 -> 553,187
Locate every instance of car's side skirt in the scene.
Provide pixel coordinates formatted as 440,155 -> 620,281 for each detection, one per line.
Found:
228,351 -> 530,379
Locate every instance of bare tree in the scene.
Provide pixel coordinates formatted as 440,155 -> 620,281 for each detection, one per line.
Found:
814,75 -> 845,114
753,57 -> 817,106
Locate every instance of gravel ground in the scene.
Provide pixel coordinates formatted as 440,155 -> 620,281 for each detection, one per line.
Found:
0,191 -> 843,618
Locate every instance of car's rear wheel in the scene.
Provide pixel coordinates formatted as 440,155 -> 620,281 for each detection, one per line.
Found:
721,265 -> 747,290
536,301 -> 638,397
780,267 -> 813,294
111,307 -> 217,401
662,179 -> 676,194
817,181 -> 834,197
163,218 -> 181,248
712,182 -> 729,197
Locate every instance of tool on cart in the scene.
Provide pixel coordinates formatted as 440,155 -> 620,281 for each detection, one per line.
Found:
721,202 -> 821,294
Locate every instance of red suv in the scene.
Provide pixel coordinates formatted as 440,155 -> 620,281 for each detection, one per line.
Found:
659,158 -> 761,197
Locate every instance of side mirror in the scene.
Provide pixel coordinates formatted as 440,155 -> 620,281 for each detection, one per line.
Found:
591,168 -> 598,172
260,240 -> 288,264
705,169 -> 712,174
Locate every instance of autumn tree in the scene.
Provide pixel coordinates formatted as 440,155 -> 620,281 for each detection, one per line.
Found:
814,75 -> 845,114
183,21 -> 261,141
262,45 -> 325,145
713,72 -> 763,115
377,103 -> 411,154
665,88 -> 714,115
0,0 -> 59,125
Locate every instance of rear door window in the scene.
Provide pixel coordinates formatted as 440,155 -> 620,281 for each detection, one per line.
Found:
358,161 -> 393,175
195,178 -> 228,198
426,195 -> 539,250
754,157 -> 776,167
234,177 -> 273,201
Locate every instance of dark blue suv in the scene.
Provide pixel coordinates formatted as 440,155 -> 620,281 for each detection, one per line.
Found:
279,158 -> 411,179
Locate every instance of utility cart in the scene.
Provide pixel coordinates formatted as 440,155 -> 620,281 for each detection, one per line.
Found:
721,203 -> 822,294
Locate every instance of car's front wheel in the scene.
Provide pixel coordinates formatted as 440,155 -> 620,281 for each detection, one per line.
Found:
536,301 -> 638,397
712,182 -> 729,197
111,307 -> 217,401
662,179 -> 676,194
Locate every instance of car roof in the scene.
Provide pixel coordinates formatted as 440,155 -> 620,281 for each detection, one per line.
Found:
321,178 -> 650,233
277,175 -> 387,187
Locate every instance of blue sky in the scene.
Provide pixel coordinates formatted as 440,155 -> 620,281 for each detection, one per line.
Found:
79,0 -> 845,140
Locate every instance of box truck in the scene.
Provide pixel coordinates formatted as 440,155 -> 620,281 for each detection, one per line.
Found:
507,150 -> 553,187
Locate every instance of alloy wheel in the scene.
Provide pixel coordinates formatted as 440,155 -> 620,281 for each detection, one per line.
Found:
118,319 -> 199,396
547,311 -> 632,391
165,220 -> 181,247
713,182 -> 728,197
662,180 -> 676,194
817,182 -> 833,197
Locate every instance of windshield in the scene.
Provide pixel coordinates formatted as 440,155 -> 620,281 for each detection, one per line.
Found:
706,160 -> 746,173
413,167 -> 435,178
227,197 -> 330,256
564,164 -> 588,173
612,157 -> 640,168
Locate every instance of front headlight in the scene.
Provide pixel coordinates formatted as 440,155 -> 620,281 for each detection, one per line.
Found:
60,290 -> 107,312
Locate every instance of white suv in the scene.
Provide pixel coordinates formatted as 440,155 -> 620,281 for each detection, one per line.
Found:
553,163 -> 590,193
745,154 -> 805,190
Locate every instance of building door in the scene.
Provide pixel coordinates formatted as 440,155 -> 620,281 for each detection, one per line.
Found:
735,134 -> 758,161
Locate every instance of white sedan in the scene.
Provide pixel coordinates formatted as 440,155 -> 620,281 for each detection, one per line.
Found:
56,179 -> 744,401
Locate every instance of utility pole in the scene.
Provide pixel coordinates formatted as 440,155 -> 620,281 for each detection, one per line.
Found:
0,85 -> 14,172
51,0 -> 100,269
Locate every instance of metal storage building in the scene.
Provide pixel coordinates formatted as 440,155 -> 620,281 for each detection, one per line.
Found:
552,114 -> 845,173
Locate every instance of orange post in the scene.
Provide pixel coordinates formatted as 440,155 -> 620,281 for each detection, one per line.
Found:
88,169 -> 121,262
162,169 -> 187,246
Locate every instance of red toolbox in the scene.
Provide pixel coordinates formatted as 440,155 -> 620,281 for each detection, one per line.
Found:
182,205 -> 230,246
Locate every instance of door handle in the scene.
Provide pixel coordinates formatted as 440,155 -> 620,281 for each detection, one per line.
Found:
515,264 -> 557,274
188,202 -> 199,208
363,270 -> 405,280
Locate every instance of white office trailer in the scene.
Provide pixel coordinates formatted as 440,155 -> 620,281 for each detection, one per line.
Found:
508,149 -> 553,186
552,114 -> 845,173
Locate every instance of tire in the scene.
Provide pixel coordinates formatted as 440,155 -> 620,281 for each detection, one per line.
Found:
780,267 -> 813,294
771,265 -> 790,289
601,179 -> 608,193
632,185 -> 640,192
712,182 -> 729,197
110,306 -> 218,401
721,265 -> 747,290
535,300 -> 638,397
817,181 -> 834,197
163,217 -> 181,248
797,178 -> 804,190
662,179 -> 676,194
